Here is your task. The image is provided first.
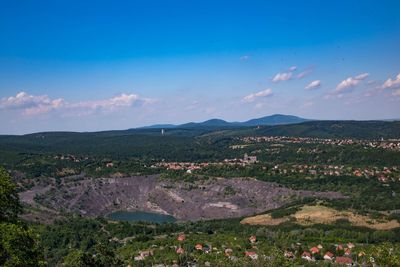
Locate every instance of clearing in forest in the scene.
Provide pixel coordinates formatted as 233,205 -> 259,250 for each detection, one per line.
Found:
241,205 -> 400,230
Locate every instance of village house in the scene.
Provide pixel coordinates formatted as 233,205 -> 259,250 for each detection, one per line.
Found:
301,251 -> 313,261
378,175 -> 388,182
249,235 -> 257,244
324,251 -> 334,261
224,248 -> 233,256
139,250 -> 153,257
177,234 -> 186,241
310,246 -> 319,254
134,250 -> 153,261
134,255 -> 145,261
244,251 -> 258,260
336,244 -> 344,251
284,251 -> 295,258
176,247 -> 185,254
243,153 -> 257,164
195,243 -> 203,250
335,256 -> 353,266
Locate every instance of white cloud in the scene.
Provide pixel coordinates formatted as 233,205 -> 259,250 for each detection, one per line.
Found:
272,66 -> 313,82
242,88 -> 273,103
72,93 -> 140,110
381,73 -> 400,90
305,80 -> 321,90
240,55 -> 250,61
296,69 -> 312,79
335,73 -> 369,92
0,92 -> 154,116
0,92 -> 65,115
272,72 -> 293,82
355,73 -> 369,80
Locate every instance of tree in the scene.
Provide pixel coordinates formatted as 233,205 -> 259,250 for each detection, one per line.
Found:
62,249 -> 95,267
62,244 -> 122,267
0,166 -> 43,266
0,167 -> 21,222
0,223 -> 43,267
367,243 -> 400,267
93,243 -> 122,267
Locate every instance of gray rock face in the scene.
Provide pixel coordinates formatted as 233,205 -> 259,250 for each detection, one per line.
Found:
21,175 -> 343,221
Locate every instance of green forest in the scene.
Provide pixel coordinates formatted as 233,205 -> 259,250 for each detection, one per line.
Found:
1,121 -> 400,266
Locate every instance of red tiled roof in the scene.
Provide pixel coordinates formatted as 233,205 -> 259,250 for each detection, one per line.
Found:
177,234 -> 186,241
325,251 -> 334,258
336,256 -> 352,264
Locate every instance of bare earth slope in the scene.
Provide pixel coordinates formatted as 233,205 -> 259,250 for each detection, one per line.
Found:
20,175 -> 343,221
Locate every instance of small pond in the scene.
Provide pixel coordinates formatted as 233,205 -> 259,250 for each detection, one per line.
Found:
107,211 -> 176,223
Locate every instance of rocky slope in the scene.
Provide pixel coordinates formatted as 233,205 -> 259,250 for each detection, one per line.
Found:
20,175 -> 343,221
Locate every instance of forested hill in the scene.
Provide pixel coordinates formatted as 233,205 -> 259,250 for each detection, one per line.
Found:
248,120 -> 400,139
0,121 -> 399,159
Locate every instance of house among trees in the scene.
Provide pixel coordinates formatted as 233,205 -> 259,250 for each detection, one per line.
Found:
134,250 -> 153,261
323,251 -> 334,261
176,247 -> 185,254
284,251 -> 295,258
224,248 -> 233,256
243,153 -> 257,164
310,246 -> 319,254
177,233 -> 186,241
106,162 -> 114,167
347,242 -> 355,249
302,251 -> 313,261
335,256 -> 353,266
249,235 -> 257,244
244,251 -> 258,260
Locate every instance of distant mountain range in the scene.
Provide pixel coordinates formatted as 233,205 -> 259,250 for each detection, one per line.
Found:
140,114 -> 310,129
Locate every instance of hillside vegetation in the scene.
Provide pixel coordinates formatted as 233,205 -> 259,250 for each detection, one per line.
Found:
1,120 -> 400,266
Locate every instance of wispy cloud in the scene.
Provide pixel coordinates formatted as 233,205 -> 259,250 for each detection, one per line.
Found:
335,73 -> 369,93
305,80 -> 321,90
296,68 -> 313,79
242,88 -> 273,103
381,73 -> 400,90
0,92 -> 154,116
272,72 -> 293,82
272,66 -> 313,83
240,55 -> 250,61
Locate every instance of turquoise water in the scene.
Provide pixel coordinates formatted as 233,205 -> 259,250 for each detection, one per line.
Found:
107,211 -> 176,223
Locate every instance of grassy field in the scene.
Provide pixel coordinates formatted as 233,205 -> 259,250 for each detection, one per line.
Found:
241,204 -> 400,230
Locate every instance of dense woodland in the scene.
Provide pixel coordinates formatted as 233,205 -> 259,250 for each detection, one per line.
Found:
1,121 -> 400,266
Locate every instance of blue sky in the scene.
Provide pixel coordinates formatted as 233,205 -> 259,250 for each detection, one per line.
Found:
0,0 -> 399,134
